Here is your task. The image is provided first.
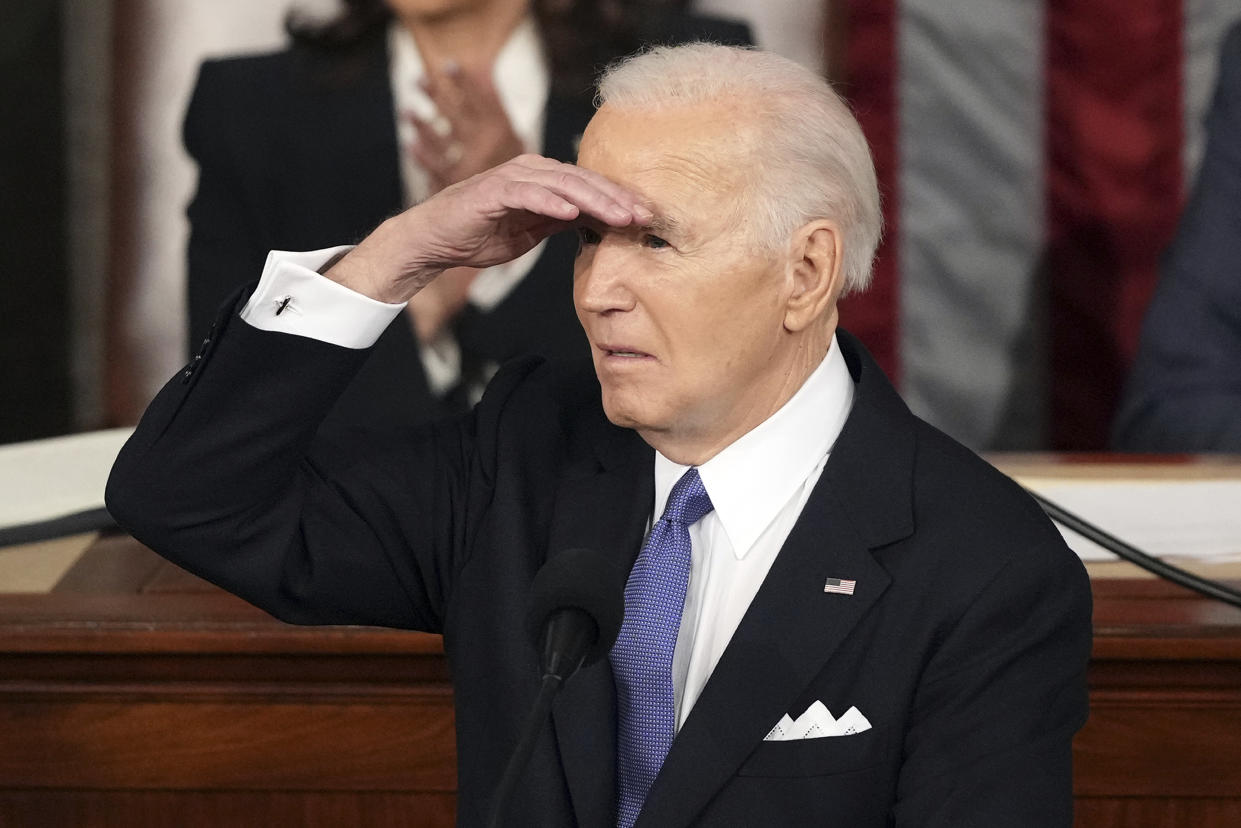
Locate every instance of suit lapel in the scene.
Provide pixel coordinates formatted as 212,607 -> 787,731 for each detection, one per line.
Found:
636,482 -> 891,827
637,331 -> 916,827
547,420 -> 653,828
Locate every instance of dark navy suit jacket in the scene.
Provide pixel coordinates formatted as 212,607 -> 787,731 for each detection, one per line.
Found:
108,294 -> 1091,826
1112,23 -> 1241,451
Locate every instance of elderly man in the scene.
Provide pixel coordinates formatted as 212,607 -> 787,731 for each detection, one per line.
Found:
108,44 -> 1090,827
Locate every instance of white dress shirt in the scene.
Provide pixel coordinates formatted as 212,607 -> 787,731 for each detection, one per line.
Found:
242,249 -> 856,729
658,340 -> 854,727
387,19 -> 550,395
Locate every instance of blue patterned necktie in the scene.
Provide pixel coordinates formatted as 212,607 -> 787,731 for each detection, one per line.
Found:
611,467 -> 715,828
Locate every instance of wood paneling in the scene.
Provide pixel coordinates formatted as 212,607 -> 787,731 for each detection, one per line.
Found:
0,697 -> 456,790
4,531 -> 1241,826
0,537 -> 458,824
1076,799 -> 1241,828
0,792 -> 456,828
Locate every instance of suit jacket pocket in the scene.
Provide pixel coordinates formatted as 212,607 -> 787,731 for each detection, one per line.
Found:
736,728 -> 887,778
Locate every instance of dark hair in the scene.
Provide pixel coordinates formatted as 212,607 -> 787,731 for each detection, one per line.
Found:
285,0 -> 390,49
285,0 -> 691,97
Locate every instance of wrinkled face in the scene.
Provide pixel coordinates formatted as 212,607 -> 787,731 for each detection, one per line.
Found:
574,102 -> 799,455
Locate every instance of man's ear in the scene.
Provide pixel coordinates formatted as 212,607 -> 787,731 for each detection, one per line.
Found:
783,220 -> 844,332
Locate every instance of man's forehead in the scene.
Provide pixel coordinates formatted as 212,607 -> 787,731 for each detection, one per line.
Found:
578,103 -> 753,196
582,101 -> 753,150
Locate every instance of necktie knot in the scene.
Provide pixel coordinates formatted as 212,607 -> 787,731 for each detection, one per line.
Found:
660,467 -> 714,527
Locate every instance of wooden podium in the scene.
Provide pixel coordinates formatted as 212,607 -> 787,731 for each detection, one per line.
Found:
0,534 -> 459,827
2,459 -> 1240,827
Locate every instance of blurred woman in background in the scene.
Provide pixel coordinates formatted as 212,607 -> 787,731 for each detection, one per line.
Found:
184,0 -> 749,435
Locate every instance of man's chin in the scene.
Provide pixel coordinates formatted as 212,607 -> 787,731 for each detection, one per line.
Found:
601,407 -> 644,431
600,397 -> 659,434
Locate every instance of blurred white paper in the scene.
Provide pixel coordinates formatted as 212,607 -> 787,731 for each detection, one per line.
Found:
0,428 -> 134,529
1017,479 -> 1241,562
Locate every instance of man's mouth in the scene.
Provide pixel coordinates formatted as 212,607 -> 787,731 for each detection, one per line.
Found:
598,343 -> 653,359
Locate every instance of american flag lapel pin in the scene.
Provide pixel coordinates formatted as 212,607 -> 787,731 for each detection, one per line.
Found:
824,577 -> 857,596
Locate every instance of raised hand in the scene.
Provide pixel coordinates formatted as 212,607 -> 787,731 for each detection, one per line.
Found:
325,154 -> 651,304
408,62 -> 525,192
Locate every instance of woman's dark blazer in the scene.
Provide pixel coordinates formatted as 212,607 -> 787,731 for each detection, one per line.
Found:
183,12 -> 751,435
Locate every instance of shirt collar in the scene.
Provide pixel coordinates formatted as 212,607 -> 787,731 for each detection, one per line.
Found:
387,17 -> 548,150
653,334 -> 855,559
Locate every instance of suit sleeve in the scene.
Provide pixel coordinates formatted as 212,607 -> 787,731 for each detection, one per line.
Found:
183,59 -> 283,354
1112,25 -> 1241,451
892,515 -> 1092,827
105,295 -> 536,631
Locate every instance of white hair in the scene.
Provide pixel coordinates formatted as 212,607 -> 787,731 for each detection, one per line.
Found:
596,43 -> 882,295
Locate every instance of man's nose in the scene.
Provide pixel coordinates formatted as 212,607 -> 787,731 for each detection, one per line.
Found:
574,241 -> 636,315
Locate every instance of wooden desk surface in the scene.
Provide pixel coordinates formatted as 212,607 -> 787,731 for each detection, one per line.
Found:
2,454 -> 1240,827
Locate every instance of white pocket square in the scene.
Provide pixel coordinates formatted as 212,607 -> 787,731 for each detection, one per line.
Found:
763,701 -> 872,741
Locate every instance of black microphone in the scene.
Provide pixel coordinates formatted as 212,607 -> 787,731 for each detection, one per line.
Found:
487,548 -> 627,828
527,547 -> 627,680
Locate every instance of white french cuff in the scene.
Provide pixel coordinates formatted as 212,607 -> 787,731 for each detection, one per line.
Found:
763,701 -> 872,741
241,246 -> 406,349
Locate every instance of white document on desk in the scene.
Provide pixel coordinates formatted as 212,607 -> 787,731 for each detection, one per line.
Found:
1016,479 -> 1241,562
0,428 -> 134,530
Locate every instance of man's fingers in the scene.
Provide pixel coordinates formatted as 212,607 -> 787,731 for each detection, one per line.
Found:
409,155 -> 653,265
509,157 -> 653,224
501,162 -> 650,227
494,179 -> 581,222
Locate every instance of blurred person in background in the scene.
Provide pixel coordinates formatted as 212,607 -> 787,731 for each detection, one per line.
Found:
184,0 -> 749,436
1112,21 -> 1241,453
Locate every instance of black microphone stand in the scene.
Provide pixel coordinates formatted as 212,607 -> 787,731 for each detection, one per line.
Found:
488,604 -> 603,828
487,672 -> 563,828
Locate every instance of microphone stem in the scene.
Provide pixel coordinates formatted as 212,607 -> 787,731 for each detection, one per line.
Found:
487,672 -> 562,828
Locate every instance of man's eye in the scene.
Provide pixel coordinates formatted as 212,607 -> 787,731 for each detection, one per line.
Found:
577,226 -> 601,247
643,234 -> 670,250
